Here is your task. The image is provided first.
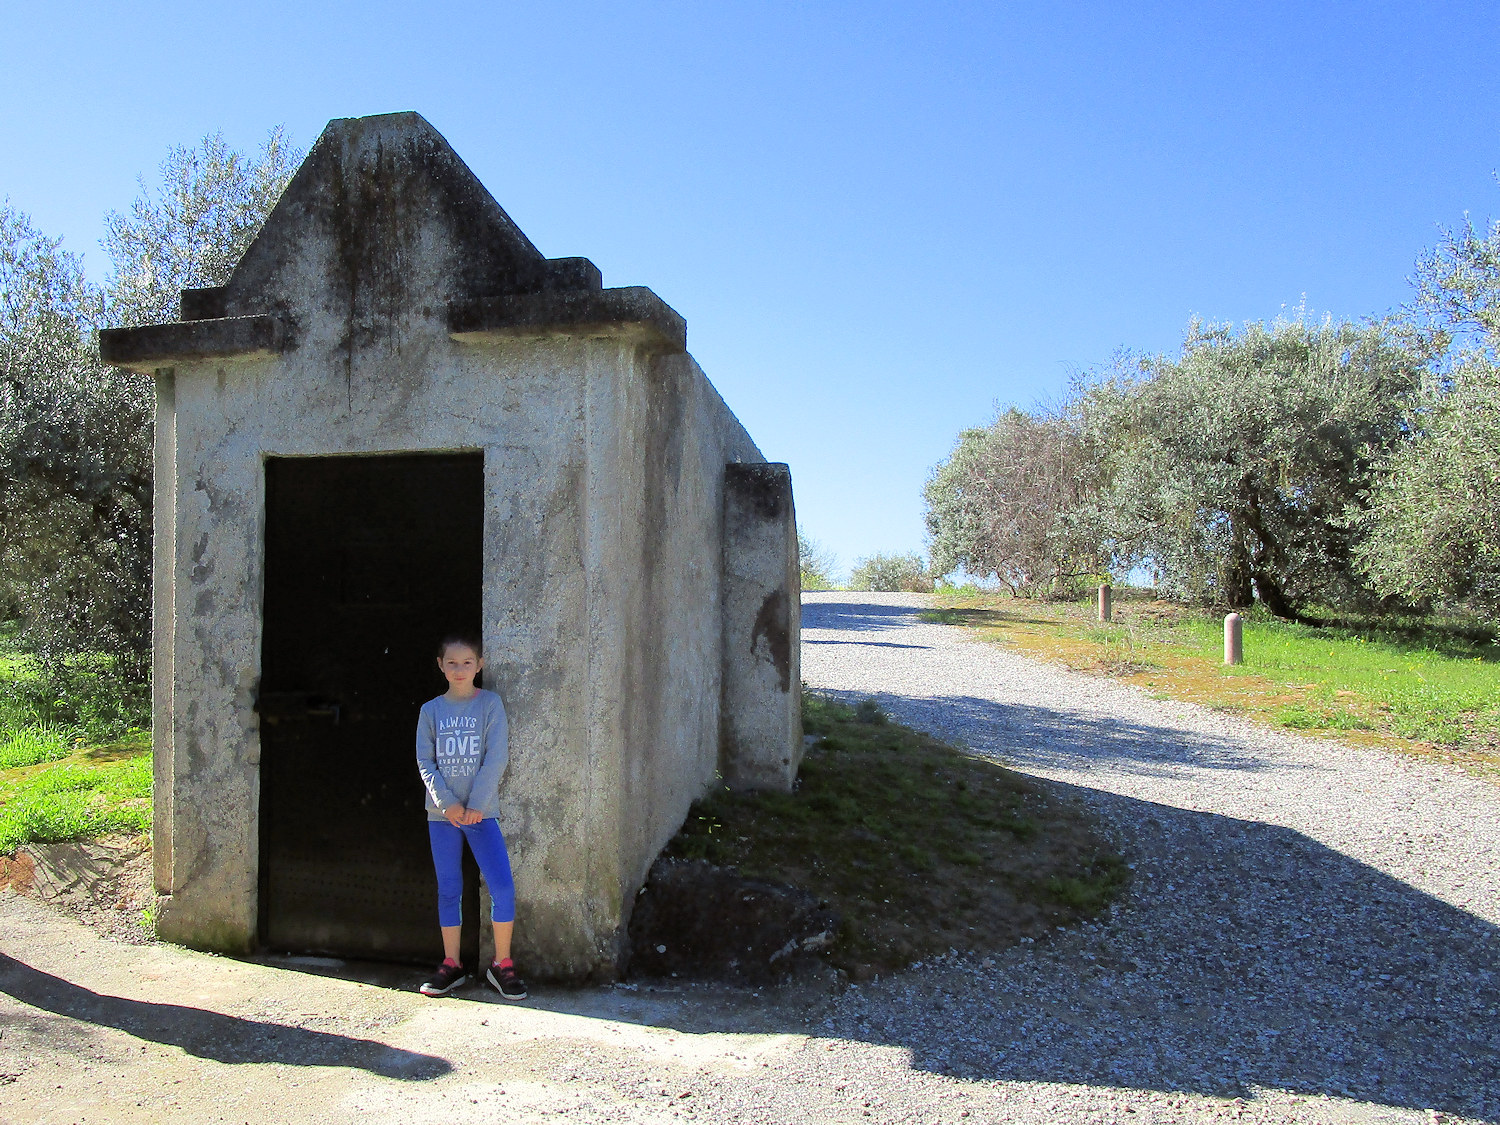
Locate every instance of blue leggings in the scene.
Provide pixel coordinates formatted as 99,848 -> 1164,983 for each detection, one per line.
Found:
427,818 -> 516,926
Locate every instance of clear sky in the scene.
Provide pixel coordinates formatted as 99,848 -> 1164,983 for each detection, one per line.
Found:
4,2 -> 1498,579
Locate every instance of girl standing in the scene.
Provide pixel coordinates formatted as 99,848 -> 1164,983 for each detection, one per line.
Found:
415,633 -> 527,1000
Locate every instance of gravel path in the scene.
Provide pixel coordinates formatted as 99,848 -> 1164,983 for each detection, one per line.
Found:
802,591 -> 1500,1124
4,592 -> 1498,1124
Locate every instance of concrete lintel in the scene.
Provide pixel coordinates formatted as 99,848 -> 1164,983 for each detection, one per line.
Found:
448,286 -> 686,354
544,257 -> 603,292
180,286 -> 228,321
99,315 -> 287,372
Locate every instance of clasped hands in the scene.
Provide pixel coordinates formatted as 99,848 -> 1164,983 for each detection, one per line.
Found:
443,804 -> 484,827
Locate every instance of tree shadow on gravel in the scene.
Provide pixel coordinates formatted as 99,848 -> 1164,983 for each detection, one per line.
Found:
815,688 -> 1287,778
801,599 -> 924,635
0,953 -> 450,1079
820,778 -> 1500,1121
784,687 -> 1498,1116
794,594 -> 1499,1114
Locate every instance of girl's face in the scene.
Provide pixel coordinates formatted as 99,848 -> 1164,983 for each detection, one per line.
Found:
437,644 -> 483,691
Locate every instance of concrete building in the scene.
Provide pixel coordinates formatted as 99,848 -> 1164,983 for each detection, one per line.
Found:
99,112 -> 801,979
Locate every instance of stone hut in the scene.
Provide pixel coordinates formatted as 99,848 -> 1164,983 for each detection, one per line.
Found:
99,112 -> 801,979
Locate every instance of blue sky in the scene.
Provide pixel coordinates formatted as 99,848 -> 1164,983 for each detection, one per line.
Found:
4,2 -> 1499,578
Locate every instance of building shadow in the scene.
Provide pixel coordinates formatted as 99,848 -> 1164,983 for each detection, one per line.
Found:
848,781 -> 1500,1121
607,781 -> 1499,1119
0,953 -> 450,1079
781,681 -> 1500,1118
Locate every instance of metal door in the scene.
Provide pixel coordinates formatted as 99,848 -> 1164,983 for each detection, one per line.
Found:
258,453 -> 483,962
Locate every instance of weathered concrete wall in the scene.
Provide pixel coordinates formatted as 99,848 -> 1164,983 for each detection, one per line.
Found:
720,463 -> 803,790
103,111 -> 799,979
616,355 -> 763,914
154,334 -> 601,962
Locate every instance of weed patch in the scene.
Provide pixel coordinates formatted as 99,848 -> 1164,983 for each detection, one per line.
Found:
663,692 -> 1128,978
0,724 -> 75,770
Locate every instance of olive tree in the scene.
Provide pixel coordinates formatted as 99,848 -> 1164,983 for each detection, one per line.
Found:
848,552 -> 933,593
0,128 -> 298,675
797,531 -> 839,590
0,206 -> 151,673
923,406 -> 1105,596
1356,360 -> 1500,619
103,127 -> 300,327
1081,316 -> 1431,618
1357,202 -> 1500,620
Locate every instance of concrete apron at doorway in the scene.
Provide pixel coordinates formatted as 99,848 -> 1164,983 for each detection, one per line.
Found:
0,889 -> 821,1124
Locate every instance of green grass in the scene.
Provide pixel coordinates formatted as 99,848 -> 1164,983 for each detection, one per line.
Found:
0,621 -> 152,853
1177,613 -> 1499,745
922,592 -> 1500,768
663,691 -> 1128,977
0,748 -> 151,853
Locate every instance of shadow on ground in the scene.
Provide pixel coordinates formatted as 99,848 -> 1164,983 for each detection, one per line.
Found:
801,599 -> 924,635
824,779 -> 1500,1120
608,777 -> 1498,1119
236,750 -> 1500,1119
5,782 -> 1496,1116
817,686 -> 1288,779
0,952 -> 450,1079
797,601 -> 1500,1119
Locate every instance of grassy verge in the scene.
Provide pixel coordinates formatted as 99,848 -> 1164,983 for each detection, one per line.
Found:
663,692 -> 1128,978
0,743 -> 151,853
923,590 -> 1500,774
0,622 -> 152,854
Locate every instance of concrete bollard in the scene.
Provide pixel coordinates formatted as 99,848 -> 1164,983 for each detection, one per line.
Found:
1224,612 -> 1243,665
1098,583 -> 1112,622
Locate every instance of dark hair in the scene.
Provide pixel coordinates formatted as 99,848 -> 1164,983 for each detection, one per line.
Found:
435,631 -> 482,659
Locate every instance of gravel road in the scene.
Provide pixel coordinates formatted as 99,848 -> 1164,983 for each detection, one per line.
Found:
802,591 -> 1500,1124
2,591 -> 1497,1124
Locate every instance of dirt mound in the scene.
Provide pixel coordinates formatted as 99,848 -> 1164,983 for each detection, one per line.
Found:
627,857 -> 839,985
1,833 -> 154,944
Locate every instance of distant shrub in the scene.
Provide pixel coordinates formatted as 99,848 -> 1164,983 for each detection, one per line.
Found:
849,552 -> 934,593
798,531 -> 839,591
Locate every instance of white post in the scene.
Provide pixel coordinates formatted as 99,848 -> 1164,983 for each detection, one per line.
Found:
1224,612 -> 1243,665
1098,583 -> 1112,622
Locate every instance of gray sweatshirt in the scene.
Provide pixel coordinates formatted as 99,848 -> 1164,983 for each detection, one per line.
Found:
415,689 -> 509,821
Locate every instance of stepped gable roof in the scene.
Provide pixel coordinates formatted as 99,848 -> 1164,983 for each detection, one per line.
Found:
100,112 -> 685,371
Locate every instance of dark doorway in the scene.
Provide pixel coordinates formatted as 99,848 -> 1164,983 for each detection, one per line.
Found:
258,453 -> 483,963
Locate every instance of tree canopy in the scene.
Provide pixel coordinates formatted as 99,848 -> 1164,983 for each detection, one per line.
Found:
102,127 -> 299,328
924,407 -> 1103,596
924,302 -> 1482,621
1081,317 -> 1431,618
1355,204 -> 1500,622
0,128 -> 298,674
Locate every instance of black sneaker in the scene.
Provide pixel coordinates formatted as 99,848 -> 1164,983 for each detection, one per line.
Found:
486,960 -> 528,1000
419,959 -> 468,996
